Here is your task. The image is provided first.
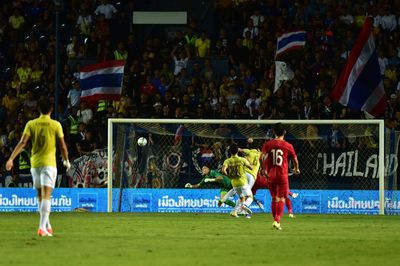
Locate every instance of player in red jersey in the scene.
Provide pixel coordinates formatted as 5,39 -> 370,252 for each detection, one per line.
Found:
261,123 -> 300,230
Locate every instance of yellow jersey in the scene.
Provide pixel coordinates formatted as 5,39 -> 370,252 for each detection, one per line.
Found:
195,38 -> 210,58
223,155 -> 249,187
242,148 -> 261,179
23,114 -> 64,168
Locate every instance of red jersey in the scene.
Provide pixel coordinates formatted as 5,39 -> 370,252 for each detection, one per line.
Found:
261,138 -> 297,184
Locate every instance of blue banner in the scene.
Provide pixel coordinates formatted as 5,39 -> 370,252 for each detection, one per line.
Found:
0,188 -> 399,214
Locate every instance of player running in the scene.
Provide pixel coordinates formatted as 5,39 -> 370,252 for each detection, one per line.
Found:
222,144 -> 254,217
261,123 -> 300,230
6,98 -> 71,237
185,165 -> 236,208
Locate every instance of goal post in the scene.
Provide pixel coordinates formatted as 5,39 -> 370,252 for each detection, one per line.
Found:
107,119 -> 386,214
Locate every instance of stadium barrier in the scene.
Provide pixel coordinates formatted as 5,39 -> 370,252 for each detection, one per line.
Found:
0,188 -> 399,214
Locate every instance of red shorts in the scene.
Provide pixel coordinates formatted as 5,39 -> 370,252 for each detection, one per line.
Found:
268,182 -> 289,198
251,173 -> 269,195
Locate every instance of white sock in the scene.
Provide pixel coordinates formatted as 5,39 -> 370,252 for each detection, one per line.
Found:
233,199 -> 243,212
40,199 -> 51,231
222,188 -> 236,202
47,219 -> 52,230
244,197 -> 253,207
38,200 -> 51,229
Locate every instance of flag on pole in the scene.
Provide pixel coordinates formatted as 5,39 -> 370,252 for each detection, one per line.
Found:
274,61 -> 294,93
275,30 -> 306,58
331,17 -> 386,117
79,60 -> 125,102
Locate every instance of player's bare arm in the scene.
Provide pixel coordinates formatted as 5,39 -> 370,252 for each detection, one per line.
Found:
293,157 -> 300,175
221,164 -> 228,175
58,137 -> 71,170
6,133 -> 30,171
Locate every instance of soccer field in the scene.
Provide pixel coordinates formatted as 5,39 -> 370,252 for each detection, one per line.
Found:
0,213 -> 399,266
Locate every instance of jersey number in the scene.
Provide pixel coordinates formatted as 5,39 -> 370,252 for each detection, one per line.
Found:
271,149 -> 283,166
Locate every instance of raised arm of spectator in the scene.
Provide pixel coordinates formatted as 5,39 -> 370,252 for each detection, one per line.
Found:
170,45 -> 177,59
184,44 -> 191,59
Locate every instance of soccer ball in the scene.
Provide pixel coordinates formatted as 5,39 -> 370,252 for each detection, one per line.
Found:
137,137 -> 148,147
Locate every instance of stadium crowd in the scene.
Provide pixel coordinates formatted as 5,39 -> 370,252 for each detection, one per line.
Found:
0,0 -> 400,176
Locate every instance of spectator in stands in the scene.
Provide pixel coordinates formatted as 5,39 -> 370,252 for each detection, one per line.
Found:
242,18 -> 258,39
67,80 -> 81,109
114,41 -> 128,61
184,27 -> 197,56
171,44 -> 190,76
245,90 -> 261,118
66,35 -> 79,59
94,0 -> 117,20
76,7 -> 93,38
16,60 -> 32,85
195,31 -> 211,59
77,101 -> 93,125
2,89 -> 20,124
95,14 -> 110,42
8,8 -> 25,40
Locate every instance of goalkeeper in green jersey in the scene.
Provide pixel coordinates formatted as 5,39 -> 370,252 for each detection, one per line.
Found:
185,166 -> 236,208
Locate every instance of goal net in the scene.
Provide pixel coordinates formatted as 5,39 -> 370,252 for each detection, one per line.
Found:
107,119 -> 397,214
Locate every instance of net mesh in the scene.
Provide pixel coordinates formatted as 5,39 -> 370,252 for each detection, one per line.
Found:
110,121 -> 395,191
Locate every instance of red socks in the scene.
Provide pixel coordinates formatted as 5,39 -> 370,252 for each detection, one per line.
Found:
276,201 -> 284,222
272,201 -> 285,223
286,197 -> 293,214
271,201 -> 277,218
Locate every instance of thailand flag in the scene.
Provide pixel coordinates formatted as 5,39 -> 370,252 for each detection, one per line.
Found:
80,60 -> 125,102
331,18 -> 387,117
275,30 -> 306,58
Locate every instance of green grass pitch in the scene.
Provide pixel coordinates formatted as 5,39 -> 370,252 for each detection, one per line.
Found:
0,213 -> 399,266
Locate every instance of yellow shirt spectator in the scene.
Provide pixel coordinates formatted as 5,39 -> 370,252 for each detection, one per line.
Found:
31,70 -> 43,84
17,67 -> 32,84
113,95 -> 130,115
385,68 -> 397,82
9,14 -> 24,30
2,93 -> 20,113
195,37 -> 210,58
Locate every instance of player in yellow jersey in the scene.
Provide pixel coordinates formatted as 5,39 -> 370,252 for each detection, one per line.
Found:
220,138 -> 261,215
239,138 -> 261,188
6,99 -> 70,237
222,143 -> 253,217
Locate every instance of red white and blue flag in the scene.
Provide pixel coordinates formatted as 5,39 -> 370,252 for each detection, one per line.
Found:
275,30 -> 306,58
331,18 -> 386,117
79,60 -> 125,102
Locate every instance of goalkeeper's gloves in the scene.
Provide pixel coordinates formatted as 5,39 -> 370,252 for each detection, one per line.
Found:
63,159 -> 71,171
204,178 -> 216,183
185,183 -> 192,188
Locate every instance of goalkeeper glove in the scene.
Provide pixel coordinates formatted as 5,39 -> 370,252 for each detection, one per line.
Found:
185,183 -> 192,188
204,178 -> 215,183
63,159 -> 71,171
